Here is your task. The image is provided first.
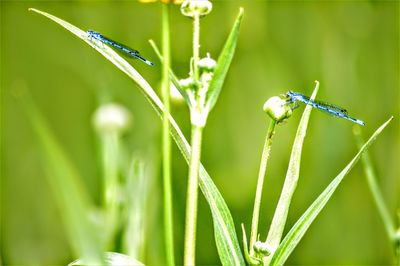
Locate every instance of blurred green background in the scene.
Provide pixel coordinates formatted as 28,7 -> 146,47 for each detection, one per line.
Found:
1,0 -> 399,265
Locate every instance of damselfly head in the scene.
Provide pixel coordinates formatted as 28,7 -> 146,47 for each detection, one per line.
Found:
285,91 -> 297,102
87,30 -> 102,39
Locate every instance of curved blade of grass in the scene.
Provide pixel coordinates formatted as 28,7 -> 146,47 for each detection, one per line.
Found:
270,117 -> 393,266
205,7 -> 244,112
29,8 -> 245,265
353,127 -> 396,241
21,97 -> 104,264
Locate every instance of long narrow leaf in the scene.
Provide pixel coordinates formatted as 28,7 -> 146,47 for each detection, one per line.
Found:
29,8 -> 245,265
353,128 -> 396,241
270,117 -> 393,265
22,97 -> 104,264
205,8 -> 244,112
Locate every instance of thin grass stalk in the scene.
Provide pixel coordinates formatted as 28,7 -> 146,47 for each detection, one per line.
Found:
161,4 -> 175,266
192,13 -> 200,83
249,120 -> 277,256
184,125 -> 203,265
183,11 -> 202,265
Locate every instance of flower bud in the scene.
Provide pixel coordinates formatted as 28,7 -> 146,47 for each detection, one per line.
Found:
181,0 -> 212,17
263,96 -> 292,123
198,54 -> 217,73
254,241 -> 271,256
93,103 -> 132,134
179,77 -> 196,90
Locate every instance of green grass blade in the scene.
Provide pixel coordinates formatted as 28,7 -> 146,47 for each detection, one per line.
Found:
29,8 -> 245,265
22,98 -> 104,264
270,117 -> 393,266
353,128 -> 396,242
205,8 -> 244,112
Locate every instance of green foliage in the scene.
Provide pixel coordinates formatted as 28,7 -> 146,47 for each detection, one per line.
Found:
29,7 -> 245,265
3,3 -> 394,265
270,117 -> 393,265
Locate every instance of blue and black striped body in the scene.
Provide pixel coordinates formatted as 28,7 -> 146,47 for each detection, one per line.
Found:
87,30 -> 154,66
286,91 -> 365,126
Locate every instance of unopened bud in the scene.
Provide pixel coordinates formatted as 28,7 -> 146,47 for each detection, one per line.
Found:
179,77 -> 196,90
263,96 -> 292,123
181,0 -> 212,17
198,54 -> 217,73
254,241 -> 271,256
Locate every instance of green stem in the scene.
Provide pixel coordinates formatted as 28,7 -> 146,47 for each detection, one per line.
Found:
102,132 -> 119,248
183,11 -> 203,265
192,13 -> 200,84
249,120 -> 276,257
184,125 -> 203,265
161,4 -> 175,266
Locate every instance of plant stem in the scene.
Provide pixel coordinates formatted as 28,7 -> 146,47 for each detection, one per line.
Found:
184,125 -> 203,265
183,12 -> 203,265
192,13 -> 200,83
161,4 -> 175,266
249,120 -> 276,256
102,132 -> 119,247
